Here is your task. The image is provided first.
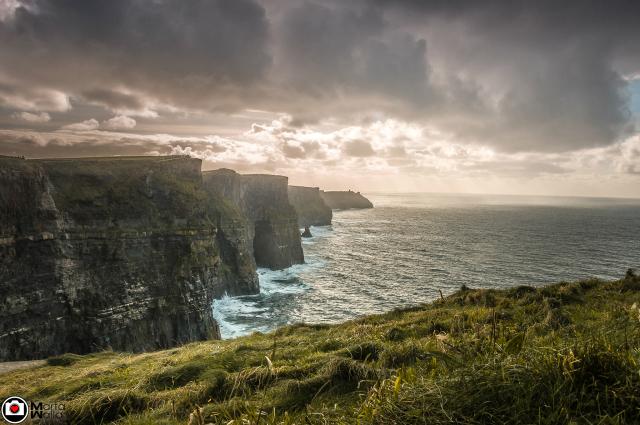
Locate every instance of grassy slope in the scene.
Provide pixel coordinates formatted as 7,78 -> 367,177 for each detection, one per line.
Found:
2,272 -> 640,424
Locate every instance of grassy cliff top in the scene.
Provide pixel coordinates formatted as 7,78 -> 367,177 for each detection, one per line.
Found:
34,156 -> 207,226
0,155 -> 35,170
288,185 -> 321,192
320,190 -> 373,209
2,271 -> 639,424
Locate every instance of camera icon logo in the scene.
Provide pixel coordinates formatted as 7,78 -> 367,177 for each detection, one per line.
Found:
2,397 -> 29,424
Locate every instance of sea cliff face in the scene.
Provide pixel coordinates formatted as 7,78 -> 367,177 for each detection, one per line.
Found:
320,190 -> 373,209
0,156 -> 258,361
288,186 -> 332,227
203,169 -> 304,270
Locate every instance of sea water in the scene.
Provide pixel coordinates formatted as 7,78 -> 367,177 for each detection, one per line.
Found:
213,193 -> 640,339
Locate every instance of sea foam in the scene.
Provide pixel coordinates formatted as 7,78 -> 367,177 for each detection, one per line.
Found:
212,226 -> 334,339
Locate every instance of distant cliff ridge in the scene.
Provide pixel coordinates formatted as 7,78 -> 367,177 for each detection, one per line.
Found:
320,190 -> 374,210
203,169 -> 304,270
288,186 -> 332,227
0,156 -> 258,361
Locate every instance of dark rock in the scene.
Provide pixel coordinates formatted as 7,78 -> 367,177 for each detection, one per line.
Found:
288,186 -> 332,227
623,268 -> 640,291
301,226 -> 312,238
203,169 -> 304,270
320,190 -> 373,210
0,156 -> 258,361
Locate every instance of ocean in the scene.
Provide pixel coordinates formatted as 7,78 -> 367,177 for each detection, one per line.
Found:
212,193 -> 640,339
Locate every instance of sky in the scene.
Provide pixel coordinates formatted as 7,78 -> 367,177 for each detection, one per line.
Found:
1,0 -> 640,197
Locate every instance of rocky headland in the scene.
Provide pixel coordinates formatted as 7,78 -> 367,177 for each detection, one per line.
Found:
287,185 -> 332,227
0,156 -> 296,360
0,156 -> 260,360
320,190 -> 373,210
0,156 -> 370,361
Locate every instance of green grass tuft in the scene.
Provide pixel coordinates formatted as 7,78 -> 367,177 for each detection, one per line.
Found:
146,363 -> 207,390
46,353 -> 84,366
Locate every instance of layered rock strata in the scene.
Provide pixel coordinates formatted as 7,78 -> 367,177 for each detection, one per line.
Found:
0,156 -> 257,361
203,169 -> 304,270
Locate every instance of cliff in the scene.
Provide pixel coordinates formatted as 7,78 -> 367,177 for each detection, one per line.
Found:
320,190 -> 373,209
0,156 -> 258,361
288,186 -> 332,227
203,169 -> 304,270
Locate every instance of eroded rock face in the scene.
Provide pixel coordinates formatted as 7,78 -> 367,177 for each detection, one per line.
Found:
288,186 -> 332,227
0,156 -> 258,361
203,169 -> 304,270
320,190 -> 373,210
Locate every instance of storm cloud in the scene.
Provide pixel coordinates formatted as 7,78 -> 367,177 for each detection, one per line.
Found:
0,0 -> 640,195
0,0 -> 272,112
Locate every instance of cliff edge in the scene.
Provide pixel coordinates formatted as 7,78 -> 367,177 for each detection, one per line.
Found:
0,156 -> 258,361
320,190 -> 373,210
288,186 -> 332,227
203,169 -> 304,270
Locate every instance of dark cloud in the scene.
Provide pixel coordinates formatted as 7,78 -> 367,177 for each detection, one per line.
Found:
273,1 -> 430,102
0,0 -> 271,111
272,0 -> 640,151
274,1 -> 384,91
343,139 -> 375,157
0,81 -> 70,111
81,89 -> 145,111
281,141 -> 305,159
370,0 -> 640,151
623,144 -> 640,174
0,0 -> 639,156
271,0 -> 435,119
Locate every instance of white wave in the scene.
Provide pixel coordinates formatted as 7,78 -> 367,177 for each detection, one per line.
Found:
211,224 -> 333,339
257,267 -> 308,294
212,294 -> 269,339
301,225 -> 333,245
212,263 -> 318,339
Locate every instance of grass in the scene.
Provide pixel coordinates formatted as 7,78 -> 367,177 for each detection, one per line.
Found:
37,156 -> 210,226
2,270 -> 640,424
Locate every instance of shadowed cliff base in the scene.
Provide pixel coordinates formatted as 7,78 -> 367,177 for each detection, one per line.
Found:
320,190 -> 374,210
1,271 -> 639,424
